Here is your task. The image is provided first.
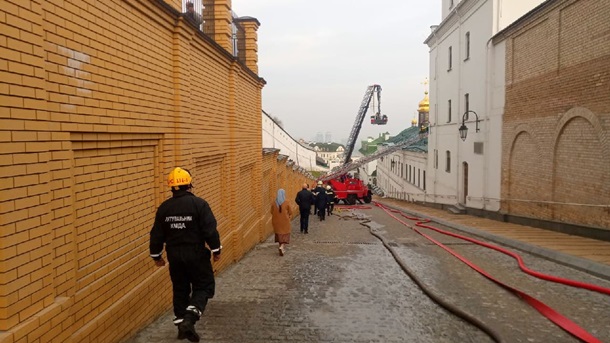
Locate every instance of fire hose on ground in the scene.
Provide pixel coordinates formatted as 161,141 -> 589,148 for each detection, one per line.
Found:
335,203 -> 609,343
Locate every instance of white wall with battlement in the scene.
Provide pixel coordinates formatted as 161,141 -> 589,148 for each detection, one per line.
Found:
262,112 -> 323,171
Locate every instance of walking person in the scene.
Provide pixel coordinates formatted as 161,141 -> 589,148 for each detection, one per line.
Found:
313,181 -> 327,221
295,183 -> 315,233
150,167 -> 222,342
325,185 -> 336,216
271,189 -> 292,256
311,181 -> 321,215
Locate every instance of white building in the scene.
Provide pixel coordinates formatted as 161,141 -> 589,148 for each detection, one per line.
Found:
424,0 -> 544,211
262,111 -> 322,171
376,118 -> 429,201
358,159 -> 378,185
357,133 -> 392,185
377,145 -> 429,201
309,142 -> 345,168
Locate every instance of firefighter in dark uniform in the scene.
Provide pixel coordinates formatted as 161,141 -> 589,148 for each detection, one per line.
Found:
312,181 -> 327,221
295,183 -> 314,233
150,167 -> 222,342
325,185 -> 336,216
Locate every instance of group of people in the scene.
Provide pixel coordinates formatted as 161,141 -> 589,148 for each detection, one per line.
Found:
149,167 -> 338,342
295,181 -> 335,227
271,181 -> 336,256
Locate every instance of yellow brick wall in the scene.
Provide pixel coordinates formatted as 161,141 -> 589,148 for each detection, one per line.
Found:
0,0 -> 313,342
501,0 -> 610,230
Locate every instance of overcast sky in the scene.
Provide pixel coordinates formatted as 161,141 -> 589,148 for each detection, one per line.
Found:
232,0 -> 441,145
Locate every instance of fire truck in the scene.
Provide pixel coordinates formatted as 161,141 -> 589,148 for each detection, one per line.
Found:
318,85 -> 382,205
317,84 -> 427,205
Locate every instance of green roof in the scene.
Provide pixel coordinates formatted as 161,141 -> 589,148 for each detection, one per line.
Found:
359,135 -> 390,156
359,144 -> 378,155
386,126 -> 428,152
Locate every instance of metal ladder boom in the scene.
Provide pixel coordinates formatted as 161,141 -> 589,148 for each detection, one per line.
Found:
319,133 -> 428,182
343,85 -> 381,165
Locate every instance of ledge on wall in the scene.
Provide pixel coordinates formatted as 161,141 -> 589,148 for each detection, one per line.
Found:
414,201 -> 610,242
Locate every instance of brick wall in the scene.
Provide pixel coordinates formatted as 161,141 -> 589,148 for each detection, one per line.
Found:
0,0 -> 314,342
500,0 -> 610,230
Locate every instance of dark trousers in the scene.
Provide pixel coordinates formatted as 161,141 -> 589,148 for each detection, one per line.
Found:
318,206 -> 326,220
167,246 -> 215,320
299,208 -> 310,232
327,203 -> 334,215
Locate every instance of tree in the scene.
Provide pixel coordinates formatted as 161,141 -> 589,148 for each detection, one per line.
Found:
272,115 -> 283,129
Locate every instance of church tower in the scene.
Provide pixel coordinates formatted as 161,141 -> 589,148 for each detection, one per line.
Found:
417,79 -> 429,132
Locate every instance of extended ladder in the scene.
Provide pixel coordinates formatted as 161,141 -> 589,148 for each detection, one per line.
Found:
343,85 -> 382,165
319,132 -> 428,182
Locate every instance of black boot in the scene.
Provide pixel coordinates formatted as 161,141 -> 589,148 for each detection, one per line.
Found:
174,317 -> 186,340
178,309 -> 201,342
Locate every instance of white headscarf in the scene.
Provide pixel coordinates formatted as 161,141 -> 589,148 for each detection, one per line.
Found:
275,189 -> 286,209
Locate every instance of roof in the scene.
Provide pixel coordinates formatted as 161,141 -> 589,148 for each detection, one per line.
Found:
309,142 -> 344,152
316,156 -> 328,167
386,126 -> 428,153
359,134 -> 391,156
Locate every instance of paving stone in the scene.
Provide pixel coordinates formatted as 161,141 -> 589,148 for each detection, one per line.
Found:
125,206 -> 610,343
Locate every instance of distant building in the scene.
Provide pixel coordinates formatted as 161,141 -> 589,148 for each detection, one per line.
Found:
308,142 -> 345,168
357,132 -> 391,185
373,86 -> 429,198
376,126 -> 428,201
359,132 -> 391,156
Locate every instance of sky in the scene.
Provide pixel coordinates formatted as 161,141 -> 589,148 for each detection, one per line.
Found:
232,0 -> 441,145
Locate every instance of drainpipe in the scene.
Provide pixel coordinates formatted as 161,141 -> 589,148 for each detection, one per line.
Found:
456,6 -> 463,207
483,35 -> 494,211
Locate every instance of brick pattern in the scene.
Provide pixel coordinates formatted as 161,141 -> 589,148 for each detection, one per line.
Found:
195,154 -> 227,226
501,0 -> 610,230
0,0 -> 314,342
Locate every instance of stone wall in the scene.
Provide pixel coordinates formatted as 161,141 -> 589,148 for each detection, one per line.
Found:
499,0 -> 610,230
0,0 -> 313,342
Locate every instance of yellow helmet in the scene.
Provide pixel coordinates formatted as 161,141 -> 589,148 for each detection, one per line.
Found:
167,167 -> 192,190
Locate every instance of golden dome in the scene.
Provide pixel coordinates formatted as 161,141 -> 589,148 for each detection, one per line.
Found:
418,91 -> 429,113
411,118 -> 417,125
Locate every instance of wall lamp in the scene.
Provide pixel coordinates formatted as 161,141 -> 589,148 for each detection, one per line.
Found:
458,110 -> 480,141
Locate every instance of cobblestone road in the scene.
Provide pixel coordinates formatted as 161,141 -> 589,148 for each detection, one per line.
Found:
125,206 -> 610,343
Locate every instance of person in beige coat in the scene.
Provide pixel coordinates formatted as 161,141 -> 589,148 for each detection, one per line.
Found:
271,189 -> 292,256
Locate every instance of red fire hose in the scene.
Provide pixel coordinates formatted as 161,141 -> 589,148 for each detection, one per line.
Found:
369,202 -> 607,343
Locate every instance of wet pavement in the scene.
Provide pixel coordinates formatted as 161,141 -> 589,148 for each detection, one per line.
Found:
376,198 -> 610,278
125,204 -> 610,343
